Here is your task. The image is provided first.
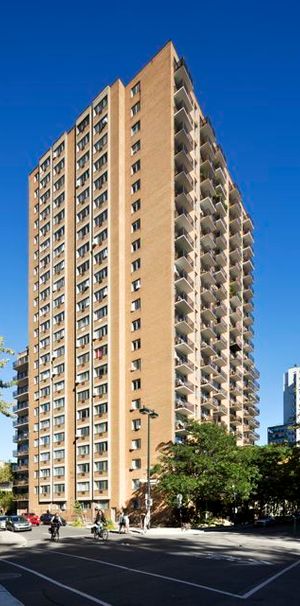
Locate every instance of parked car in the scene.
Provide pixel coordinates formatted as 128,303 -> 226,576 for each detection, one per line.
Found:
255,515 -> 275,527
0,515 -> 7,530
6,515 -> 32,532
24,513 -> 40,526
40,512 -> 66,526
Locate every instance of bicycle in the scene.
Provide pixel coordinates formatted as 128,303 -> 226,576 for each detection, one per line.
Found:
49,525 -> 60,542
92,523 -> 109,542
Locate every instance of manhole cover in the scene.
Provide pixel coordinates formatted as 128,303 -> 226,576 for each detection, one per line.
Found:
0,573 -> 22,580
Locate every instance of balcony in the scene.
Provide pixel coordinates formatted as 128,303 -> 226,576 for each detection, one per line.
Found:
175,144 -> 193,173
230,232 -> 242,250
175,166 -> 194,194
175,397 -> 194,416
214,318 -> 227,334
230,247 -> 241,264
215,197 -> 227,218
215,232 -> 226,251
200,199 -> 215,219
175,249 -> 193,274
243,259 -> 254,275
214,335 -> 227,351
201,231 -> 215,252
201,287 -> 216,306
200,117 -> 215,145
13,416 -> 28,428
174,83 -> 193,112
215,217 -> 226,235
12,401 -> 28,413
243,230 -> 254,247
200,268 -> 215,288
175,290 -> 193,314
174,124 -> 193,152
175,374 -> 194,395
201,304 -> 217,323
175,228 -> 194,252
175,186 -> 194,212
175,355 -> 194,375
175,208 -> 194,232
174,106 -> 193,134
174,58 -> 193,92
230,262 -> 242,279
175,418 -> 188,434
201,395 -> 219,410
13,354 -> 28,370
201,376 -> 217,394
229,217 -> 241,234
13,386 -> 28,399
214,267 -> 227,284
175,333 -> 194,355
200,178 -> 215,199
174,268 -> 194,293
213,403 -> 228,416
214,283 -> 227,301
200,339 -> 215,357
215,249 -> 226,267
200,250 -> 214,269
244,286 -> 254,301
214,165 -> 226,185
200,140 -> 215,162
243,246 -> 253,261
201,213 -> 215,233
175,314 -> 194,335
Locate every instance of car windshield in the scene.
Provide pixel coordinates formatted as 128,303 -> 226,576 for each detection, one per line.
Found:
11,516 -> 26,522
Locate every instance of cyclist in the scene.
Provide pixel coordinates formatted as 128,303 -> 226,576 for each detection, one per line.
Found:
50,512 -> 62,540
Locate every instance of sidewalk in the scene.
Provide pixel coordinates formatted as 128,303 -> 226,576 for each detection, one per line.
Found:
129,527 -> 205,537
0,531 -> 27,549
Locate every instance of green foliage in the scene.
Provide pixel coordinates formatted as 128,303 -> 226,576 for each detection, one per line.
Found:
0,337 -> 15,417
0,462 -> 13,484
0,491 -> 14,513
156,422 -> 258,512
71,518 -> 85,527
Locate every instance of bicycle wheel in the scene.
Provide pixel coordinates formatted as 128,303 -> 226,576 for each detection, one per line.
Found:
101,529 -> 109,541
93,530 -> 100,540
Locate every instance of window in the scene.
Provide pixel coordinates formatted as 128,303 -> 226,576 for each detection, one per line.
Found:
131,298 -> 141,312
131,279 -> 141,292
77,187 -> 89,204
40,402 -> 50,413
95,344 -> 108,359
131,180 -> 141,195
131,101 -> 140,117
54,414 -> 65,426
53,209 -> 65,225
77,297 -> 90,312
131,82 -> 140,97
54,311 -> 64,325
94,171 -> 108,190
77,152 -> 89,170
76,170 -> 89,188
53,449 -> 65,459
94,305 -> 108,322
93,228 -> 107,246
77,352 -> 90,366
77,242 -> 89,258
94,402 -> 108,415
131,238 -> 141,253
131,439 -> 141,450
94,209 -> 108,228
53,226 -> 65,242
131,318 -> 141,331
77,333 -> 89,347
94,95 -> 108,115
77,115 -> 89,133
94,133 -> 108,153
78,426 -> 90,437
77,260 -> 89,276
94,115 -> 108,134
95,480 -> 108,491
94,422 -> 108,435
53,397 -> 65,409
94,441 -> 108,454
53,467 -> 65,477
94,190 -> 108,209
94,364 -> 108,379
94,460 -> 108,472
131,398 -> 141,410
94,286 -> 108,303
77,481 -> 90,492
94,153 -> 107,172
132,338 -> 141,351
131,458 -> 141,470
131,121 -> 140,136
77,444 -> 90,456
53,277 -> 64,292
53,381 -> 64,393
131,219 -> 140,232
94,383 -> 108,397
132,479 -> 141,490
77,205 -> 89,223
131,359 -> 141,371
131,140 -> 141,155
131,199 -> 141,213
53,176 -> 65,192
77,224 -> 89,240
94,267 -> 108,284
54,483 -> 65,494
131,160 -> 140,175
54,158 -> 64,175
77,370 -> 89,383
40,190 -> 50,205
131,258 -> 141,272
40,157 -> 50,172
77,408 -> 90,420
77,133 -> 89,151
77,278 -> 89,294
94,247 -> 108,265
53,242 -> 65,257
77,389 -> 89,402
77,463 -> 90,473
53,142 -> 65,158
132,379 -> 141,391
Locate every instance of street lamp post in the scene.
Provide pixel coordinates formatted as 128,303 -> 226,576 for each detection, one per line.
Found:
140,407 -> 159,530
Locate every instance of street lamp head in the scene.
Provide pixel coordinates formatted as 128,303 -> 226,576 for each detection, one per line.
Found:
150,412 -> 159,419
140,406 -> 159,418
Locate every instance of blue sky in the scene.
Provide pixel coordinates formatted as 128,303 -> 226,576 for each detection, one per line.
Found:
1,0 -> 300,459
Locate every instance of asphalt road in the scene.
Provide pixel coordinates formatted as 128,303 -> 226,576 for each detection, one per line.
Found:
0,525 -> 300,605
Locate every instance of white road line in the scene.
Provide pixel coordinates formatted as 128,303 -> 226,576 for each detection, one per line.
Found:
0,584 -> 24,606
242,559 -> 300,599
0,559 -> 112,606
53,550 -> 243,599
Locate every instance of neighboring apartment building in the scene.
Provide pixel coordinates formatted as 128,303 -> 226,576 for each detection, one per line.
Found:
268,365 -> 300,446
28,42 -> 259,519
12,349 -> 29,513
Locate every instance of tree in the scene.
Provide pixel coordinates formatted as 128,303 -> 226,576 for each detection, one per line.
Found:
0,462 -> 13,484
0,336 -> 14,417
156,422 -> 258,518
